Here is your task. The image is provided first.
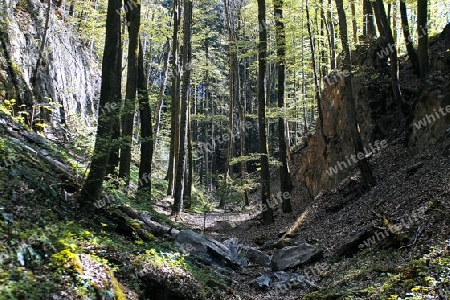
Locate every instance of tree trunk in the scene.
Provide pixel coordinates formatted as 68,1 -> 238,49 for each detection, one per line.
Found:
334,0 -> 376,190
417,0 -> 429,79
306,0 -> 327,143
363,0 -> 376,37
32,0 -> 52,88
257,0 -> 274,225
183,107 -> 193,208
138,37 -> 152,192
373,0 -> 404,113
79,0 -> 122,206
119,0 -> 140,185
172,0 -> 192,219
106,23 -> 122,176
274,0 -> 292,213
399,0 -> 420,75
153,39 -> 171,158
328,0 -> 336,70
167,0 -> 181,196
350,0 -> 358,43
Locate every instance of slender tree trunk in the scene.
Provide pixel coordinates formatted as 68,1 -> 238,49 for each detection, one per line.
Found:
392,0 -> 397,44
138,37 -> 152,192
328,0 -> 336,69
373,0 -> 404,112
184,107 -> 193,208
306,0 -> 327,143
350,0 -> 358,43
335,0 -> 376,190
257,0 -> 274,225
167,0 -> 181,196
79,0 -> 121,205
274,0 -> 292,213
106,23 -> 122,176
172,0 -> 192,219
32,0 -> 52,88
363,0 -> 376,37
399,0 -> 420,75
153,39 -> 172,158
417,0 -> 429,79
119,0 -> 140,185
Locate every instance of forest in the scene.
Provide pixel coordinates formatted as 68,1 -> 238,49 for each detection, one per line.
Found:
0,0 -> 449,298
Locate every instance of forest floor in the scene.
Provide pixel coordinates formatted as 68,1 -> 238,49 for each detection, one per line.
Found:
0,109 -> 449,299
151,132 -> 450,299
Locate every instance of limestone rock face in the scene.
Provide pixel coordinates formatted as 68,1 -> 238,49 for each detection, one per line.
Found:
0,0 -> 100,129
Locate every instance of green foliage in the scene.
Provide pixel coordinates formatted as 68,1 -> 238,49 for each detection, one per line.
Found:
189,185 -> 214,214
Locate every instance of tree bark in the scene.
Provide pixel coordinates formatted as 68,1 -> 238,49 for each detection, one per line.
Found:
350,0 -> 358,43
334,0 -> 376,191
152,39 -> 172,158
306,0 -> 327,143
119,0 -> 140,185
274,0 -> 292,213
257,0 -> 274,225
138,37 -> 152,192
106,22 -> 122,176
172,0 -> 192,219
373,0 -> 404,112
399,0 -> 419,75
417,0 -> 429,79
167,0 -> 181,196
79,0 -> 122,206
363,0 -> 376,37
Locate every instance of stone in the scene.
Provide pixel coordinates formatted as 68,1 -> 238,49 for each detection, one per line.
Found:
240,246 -> 271,267
250,275 -> 271,290
271,243 -> 323,271
175,230 -> 240,269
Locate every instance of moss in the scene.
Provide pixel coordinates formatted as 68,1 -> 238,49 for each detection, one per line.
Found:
50,249 -> 83,275
106,269 -> 126,300
303,291 -> 343,300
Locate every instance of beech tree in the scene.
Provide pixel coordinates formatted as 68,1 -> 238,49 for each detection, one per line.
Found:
274,0 -> 292,213
334,0 -> 376,190
257,0 -> 274,225
79,0 -> 122,205
119,0 -> 140,185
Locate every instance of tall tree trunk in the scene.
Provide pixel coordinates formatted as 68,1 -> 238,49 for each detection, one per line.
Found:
223,0 -> 241,208
257,0 -> 274,225
119,0 -> 140,185
167,0 -> 181,196
417,0 -> 429,79
306,0 -> 327,143
363,0 -> 376,36
106,23 -> 122,176
172,0 -> 192,219
399,1 -> 419,75
153,39 -> 172,158
373,0 -> 404,113
79,0 -> 121,206
138,37 -> 152,192
328,0 -> 336,69
32,0 -> 52,88
350,0 -> 358,43
334,0 -> 376,190
184,107 -> 193,208
274,0 -> 292,213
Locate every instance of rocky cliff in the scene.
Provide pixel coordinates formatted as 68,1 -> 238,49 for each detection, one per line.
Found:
294,23 -> 450,198
0,0 -> 100,130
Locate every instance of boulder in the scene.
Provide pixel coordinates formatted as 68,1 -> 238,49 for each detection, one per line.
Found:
250,275 -> 271,290
271,243 -> 323,271
240,246 -> 271,267
175,230 -> 240,269
334,226 -> 374,257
